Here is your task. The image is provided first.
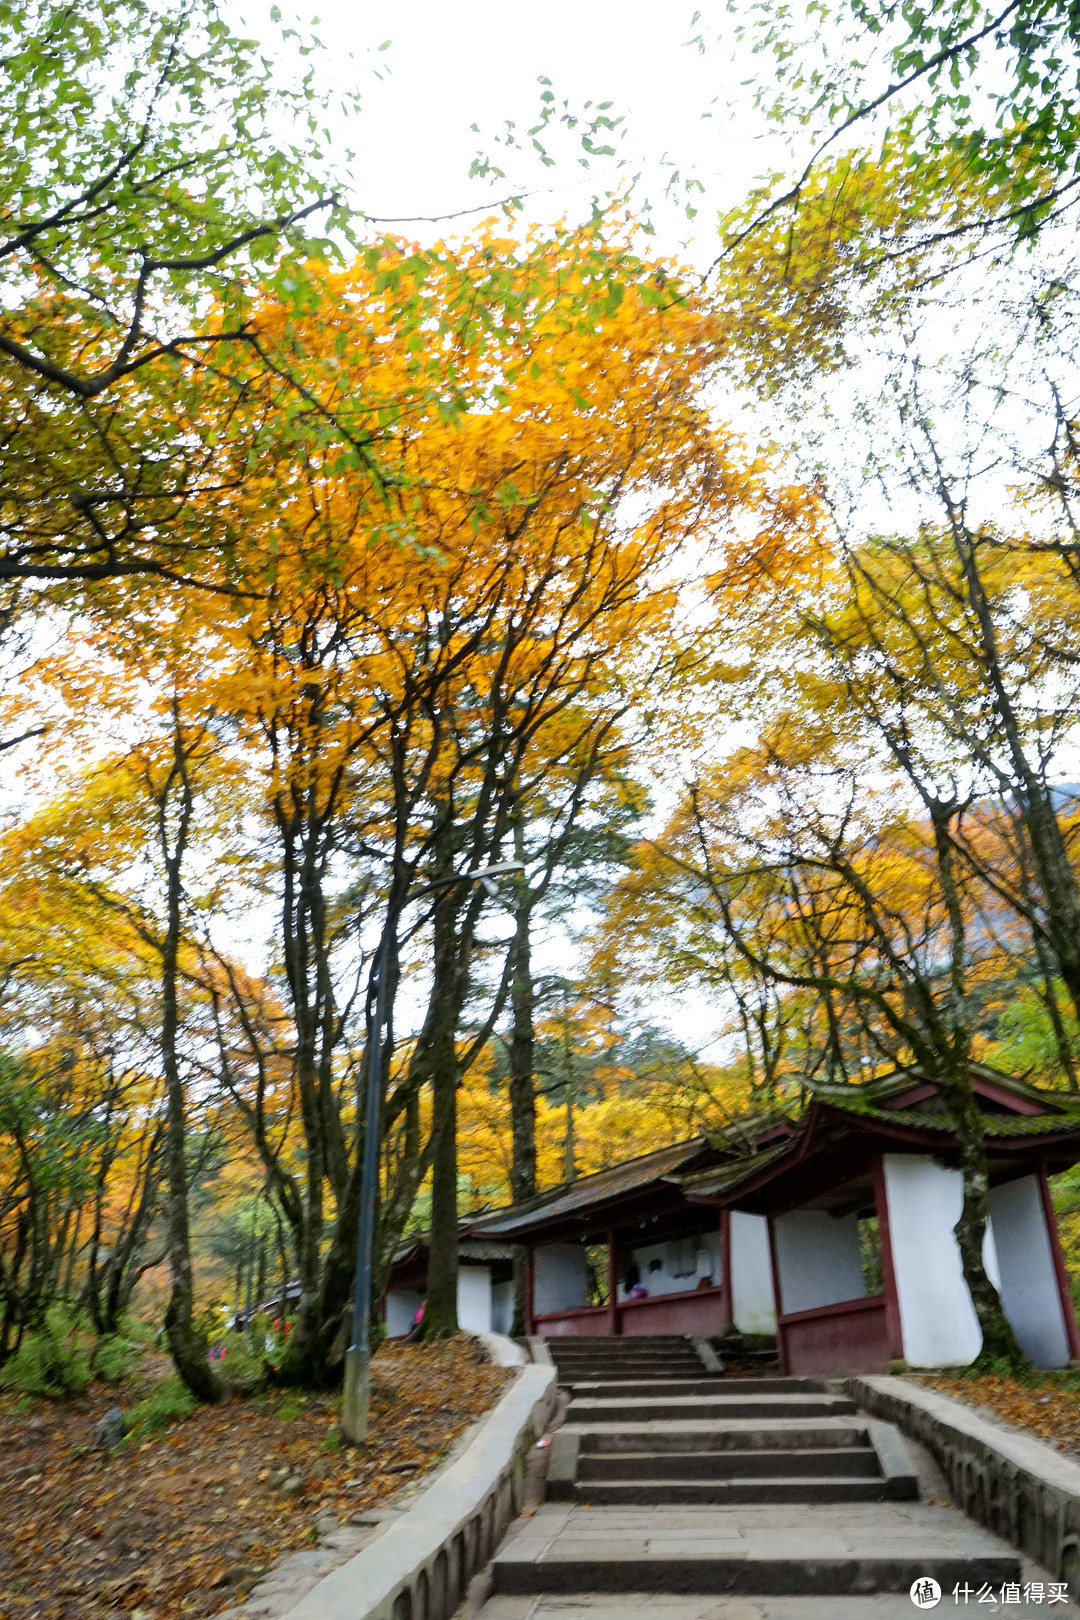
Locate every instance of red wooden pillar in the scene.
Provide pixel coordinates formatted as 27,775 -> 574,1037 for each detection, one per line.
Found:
872,1154 -> 904,1362
524,1244 -> 536,1336
766,1216 -> 787,1373
607,1229 -> 619,1336
1039,1170 -> 1080,1361
719,1207 -> 734,1332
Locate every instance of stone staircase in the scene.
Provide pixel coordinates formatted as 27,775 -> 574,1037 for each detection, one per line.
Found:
568,1413 -> 893,1505
486,1333 -> 1023,1606
542,1335 -> 911,1508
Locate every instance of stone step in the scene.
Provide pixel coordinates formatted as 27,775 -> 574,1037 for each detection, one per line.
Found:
548,1347 -> 704,1359
571,1478 -> 895,1505
578,1425 -> 870,1454
482,1595 -> 1035,1619
578,1447 -> 881,1480
563,1380 -> 727,1399
551,1351 -> 707,1362
554,1361 -> 708,1373
556,1368 -> 708,1382
567,1394 -> 857,1423
548,1342 -> 703,1352
565,1378 -> 824,1398
492,1546 -> 1019,1597
546,1335 -> 693,1344
558,1374 -> 711,1386
553,1367 -> 705,1380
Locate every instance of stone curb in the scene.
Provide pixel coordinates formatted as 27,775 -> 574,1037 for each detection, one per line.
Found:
282,1362 -> 557,1620
845,1373 -> 1080,1596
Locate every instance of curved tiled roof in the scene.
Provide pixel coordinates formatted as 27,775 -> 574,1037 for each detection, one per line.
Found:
466,1135 -> 713,1237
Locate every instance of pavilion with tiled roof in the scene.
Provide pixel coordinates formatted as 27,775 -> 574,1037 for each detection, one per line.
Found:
465,1132 -> 783,1340
672,1063 -> 1080,1376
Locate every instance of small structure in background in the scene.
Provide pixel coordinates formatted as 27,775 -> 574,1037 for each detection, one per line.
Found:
382,1235 -> 516,1338
677,1064 -> 1080,1376
466,1135 -> 779,1339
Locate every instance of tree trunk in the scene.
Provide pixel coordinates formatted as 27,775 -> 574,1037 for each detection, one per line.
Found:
508,879 -> 537,1335
560,985 -> 576,1182
275,811 -> 331,1386
949,519 -> 1080,1027
945,1064 -> 1028,1365
160,719 -> 223,1403
508,915 -> 537,1203
929,802 -> 1028,1371
421,816 -> 470,1340
424,1035 -> 460,1337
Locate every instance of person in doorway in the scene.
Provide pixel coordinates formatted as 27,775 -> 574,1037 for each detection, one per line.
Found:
622,1261 -> 648,1301
404,1299 -> 426,1343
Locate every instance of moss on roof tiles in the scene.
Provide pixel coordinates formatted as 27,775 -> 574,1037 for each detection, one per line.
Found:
816,1092 -> 1080,1136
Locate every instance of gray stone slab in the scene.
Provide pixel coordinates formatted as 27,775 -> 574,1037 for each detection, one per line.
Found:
512,1600 -> 1043,1620
478,1601 -> 538,1620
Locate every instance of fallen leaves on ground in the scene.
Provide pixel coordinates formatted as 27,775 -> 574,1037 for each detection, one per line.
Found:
920,1371 -> 1080,1459
0,1335 -> 509,1620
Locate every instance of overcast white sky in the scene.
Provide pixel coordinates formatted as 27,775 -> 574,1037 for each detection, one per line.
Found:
214,0 -> 788,1056
232,0 -> 785,266
207,0 -> 1080,1057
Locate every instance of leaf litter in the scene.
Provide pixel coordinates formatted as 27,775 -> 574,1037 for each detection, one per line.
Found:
0,1336 -> 509,1620
921,1370 -> 1080,1460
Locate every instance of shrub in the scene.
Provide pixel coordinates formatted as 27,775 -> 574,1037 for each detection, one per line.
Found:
90,1331 -> 145,1385
0,1307 -> 94,1396
124,1374 -> 198,1437
115,1312 -> 156,1347
0,1307 -> 150,1397
206,1330 -> 267,1392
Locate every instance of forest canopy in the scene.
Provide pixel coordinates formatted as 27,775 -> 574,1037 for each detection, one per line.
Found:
3,0 -> 1080,1400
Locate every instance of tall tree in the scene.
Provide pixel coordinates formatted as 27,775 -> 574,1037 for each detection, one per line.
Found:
707,0 -> 1080,389
0,0 -> 363,593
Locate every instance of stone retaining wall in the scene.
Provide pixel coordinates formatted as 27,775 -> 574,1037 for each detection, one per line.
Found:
845,1374 -> 1080,1597
285,1361 -> 557,1620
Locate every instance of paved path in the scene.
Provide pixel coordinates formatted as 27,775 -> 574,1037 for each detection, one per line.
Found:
469,1335 -> 1060,1617
483,1592 -> 1041,1618
489,1499 -> 1026,1606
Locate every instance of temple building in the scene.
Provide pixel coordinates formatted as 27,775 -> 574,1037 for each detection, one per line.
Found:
468,1135 -> 777,1339
676,1064 -> 1080,1375
384,1066 -> 1080,1376
383,1234 -> 516,1338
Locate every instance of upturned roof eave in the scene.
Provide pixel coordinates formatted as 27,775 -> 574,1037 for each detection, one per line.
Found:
671,1095 -> 1080,1209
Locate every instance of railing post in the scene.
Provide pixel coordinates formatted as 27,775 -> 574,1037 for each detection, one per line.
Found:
525,1245 -> 535,1336
873,1154 -> 904,1362
766,1216 -> 788,1373
719,1207 -> 734,1332
607,1230 -> 619,1336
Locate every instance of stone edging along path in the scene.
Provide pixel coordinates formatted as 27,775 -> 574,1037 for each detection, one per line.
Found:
281,1356 -> 557,1620
844,1373 -> 1080,1599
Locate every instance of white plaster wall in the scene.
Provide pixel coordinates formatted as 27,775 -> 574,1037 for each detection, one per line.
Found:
491,1279 -> 515,1336
385,1287 -> 423,1338
883,1152 -> 1001,1368
988,1175 -> 1071,1368
730,1210 -> 777,1334
618,1229 -> 722,1301
533,1244 -> 588,1314
773,1209 -> 866,1315
456,1265 -> 493,1332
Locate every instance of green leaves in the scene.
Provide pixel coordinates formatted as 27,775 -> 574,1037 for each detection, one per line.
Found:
0,0 -> 360,398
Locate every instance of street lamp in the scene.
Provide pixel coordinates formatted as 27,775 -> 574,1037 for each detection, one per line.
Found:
341,861 -> 525,1444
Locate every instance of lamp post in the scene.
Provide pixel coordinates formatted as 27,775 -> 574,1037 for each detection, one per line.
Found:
341,861 -> 524,1444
